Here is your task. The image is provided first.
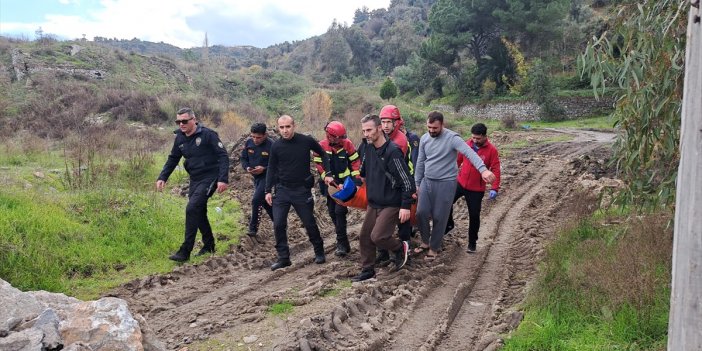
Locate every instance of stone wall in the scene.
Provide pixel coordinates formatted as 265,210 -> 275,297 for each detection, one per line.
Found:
436,96 -> 616,121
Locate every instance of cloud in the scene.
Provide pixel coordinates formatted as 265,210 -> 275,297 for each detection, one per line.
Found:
1,0 -> 390,48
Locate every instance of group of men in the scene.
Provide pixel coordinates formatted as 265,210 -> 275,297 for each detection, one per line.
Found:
155,105 -> 501,282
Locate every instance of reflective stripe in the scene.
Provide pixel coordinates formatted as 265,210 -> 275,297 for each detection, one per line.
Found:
320,171 -> 327,178
338,169 -> 351,178
313,156 -> 323,162
350,170 -> 360,176
348,152 -> 359,161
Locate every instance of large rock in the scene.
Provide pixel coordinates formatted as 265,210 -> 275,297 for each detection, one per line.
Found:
1,279 -> 161,350
60,297 -> 144,351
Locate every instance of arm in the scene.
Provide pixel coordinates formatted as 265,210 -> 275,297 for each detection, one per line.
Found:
452,135 -> 486,173
241,141 -> 251,171
309,137 -> 334,185
346,140 -> 361,178
414,137 -> 427,188
312,150 -> 327,179
157,140 -> 182,182
388,151 -> 416,210
488,147 -> 501,191
265,143 -> 278,193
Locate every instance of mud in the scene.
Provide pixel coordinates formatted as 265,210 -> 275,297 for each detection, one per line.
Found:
110,128 -> 616,350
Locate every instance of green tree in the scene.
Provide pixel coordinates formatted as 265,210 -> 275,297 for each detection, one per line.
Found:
392,53 -> 440,95
380,77 -> 398,100
493,0 -> 569,53
343,27 -> 373,77
579,0 -> 687,208
380,20 -> 425,72
320,21 -> 352,82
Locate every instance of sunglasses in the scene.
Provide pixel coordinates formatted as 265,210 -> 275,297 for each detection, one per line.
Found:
175,118 -> 193,125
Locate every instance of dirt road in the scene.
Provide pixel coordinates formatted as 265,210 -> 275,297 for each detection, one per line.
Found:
111,128 -> 615,350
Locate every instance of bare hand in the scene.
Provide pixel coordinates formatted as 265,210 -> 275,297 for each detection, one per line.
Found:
324,176 -> 335,186
216,182 -> 228,193
412,192 -> 418,200
265,193 -> 273,206
481,170 -> 496,184
251,166 -> 265,175
156,180 -> 166,191
399,209 -> 411,223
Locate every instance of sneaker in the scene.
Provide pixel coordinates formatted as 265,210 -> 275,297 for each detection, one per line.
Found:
466,242 -> 477,253
351,268 -> 376,282
168,251 -> 189,262
314,253 -> 326,264
194,247 -> 215,257
394,241 -> 409,270
271,259 -> 292,271
375,249 -> 391,265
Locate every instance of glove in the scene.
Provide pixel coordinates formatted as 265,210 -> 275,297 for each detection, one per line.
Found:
489,190 -> 498,200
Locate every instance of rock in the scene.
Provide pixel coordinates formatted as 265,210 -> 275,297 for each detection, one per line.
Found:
0,328 -> 43,351
34,308 -> 63,349
33,171 -> 45,178
60,297 -> 144,351
0,280 -> 44,330
243,335 -> 259,344
507,311 -> 524,330
360,322 -> 374,332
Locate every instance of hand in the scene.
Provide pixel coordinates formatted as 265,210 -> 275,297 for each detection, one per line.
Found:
251,166 -> 265,175
399,209 -> 411,223
481,170 -> 496,183
489,190 -> 498,200
265,193 -> 273,206
216,182 -> 228,193
156,180 -> 166,191
412,192 -> 418,200
324,176 -> 335,186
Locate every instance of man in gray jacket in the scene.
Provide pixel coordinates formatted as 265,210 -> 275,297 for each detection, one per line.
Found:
414,111 -> 496,260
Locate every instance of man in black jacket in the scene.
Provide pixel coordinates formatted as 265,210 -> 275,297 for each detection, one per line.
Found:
241,123 -> 274,237
352,114 -> 414,282
265,115 -> 334,271
156,107 -> 229,262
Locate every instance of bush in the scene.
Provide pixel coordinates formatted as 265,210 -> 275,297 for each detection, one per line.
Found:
379,77 -> 398,101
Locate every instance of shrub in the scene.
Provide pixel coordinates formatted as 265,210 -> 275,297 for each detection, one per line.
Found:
481,79 -> 497,101
379,77 -> 398,101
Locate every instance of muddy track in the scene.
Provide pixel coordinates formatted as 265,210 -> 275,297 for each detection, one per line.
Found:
110,129 -> 614,350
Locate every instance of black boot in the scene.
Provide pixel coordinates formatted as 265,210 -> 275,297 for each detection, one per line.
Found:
351,267 -> 376,282
169,250 -> 190,262
375,249 -> 391,266
271,258 -> 292,271
334,239 -> 351,257
195,246 -> 215,257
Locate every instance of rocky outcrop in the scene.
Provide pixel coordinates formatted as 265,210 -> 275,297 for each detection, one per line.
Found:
0,279 -> 164,351
435,96 -> 616,121
10,48 -> 107,81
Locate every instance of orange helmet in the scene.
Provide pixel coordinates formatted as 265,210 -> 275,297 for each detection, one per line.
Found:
325,121 -> 347,140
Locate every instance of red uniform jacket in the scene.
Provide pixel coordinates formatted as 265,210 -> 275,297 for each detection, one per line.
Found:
313,138 -> 361,182
457,139 -> 501,192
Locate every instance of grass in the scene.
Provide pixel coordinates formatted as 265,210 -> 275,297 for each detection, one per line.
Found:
268,301 -> 294,316
320,279 -> 353,298
0,136 -> 244,299
502,213 -> 672,350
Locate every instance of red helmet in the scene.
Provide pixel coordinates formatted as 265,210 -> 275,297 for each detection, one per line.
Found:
379,105 -> 404,132
379,105 -> 402,121
325,121 -> 347,140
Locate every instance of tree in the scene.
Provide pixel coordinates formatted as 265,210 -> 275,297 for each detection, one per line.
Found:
320,21 -> 352,82
354,6 -> 370,24
579,0 -> 688,208
379,77 -> 398,100
392,53 -> 440,94
493,0 -> 569,53
343,27 -> 373,76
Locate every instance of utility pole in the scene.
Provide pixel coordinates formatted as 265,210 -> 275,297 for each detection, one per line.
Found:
668,2 -> 701,350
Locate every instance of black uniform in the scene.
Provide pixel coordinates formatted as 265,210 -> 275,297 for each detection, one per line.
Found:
241,137 -> 274,235
265,133 -> 331,262
158,125 -> 229,257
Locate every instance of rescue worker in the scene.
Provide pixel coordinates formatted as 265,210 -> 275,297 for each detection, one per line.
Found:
156,107 -> 229,262
313,121 -> 361,257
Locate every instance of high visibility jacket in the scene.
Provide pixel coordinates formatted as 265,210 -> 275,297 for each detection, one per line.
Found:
313,138 -> 361,183
388,129 -> 414,175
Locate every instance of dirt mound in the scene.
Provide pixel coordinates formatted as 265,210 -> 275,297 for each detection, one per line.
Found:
110,129 -> 615,350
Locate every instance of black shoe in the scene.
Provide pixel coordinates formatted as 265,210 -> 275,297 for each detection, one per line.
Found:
467,242 -> 477,253
194,247 -> 215,257
314,253 -> 326,264
393,241 -> 410,270
246,230 -> 257,237
169,251 -> 189,262
351,268 -> 376,282
375,250 -> 391,265
334,242 -> 350,257
271,259 -> 292,271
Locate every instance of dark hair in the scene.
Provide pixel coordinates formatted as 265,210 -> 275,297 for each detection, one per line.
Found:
427,111 -> 443,124
251,123 -> 266,134
176,107 -> 195,118
361,114 -> 381,127
471,123 -> 488,136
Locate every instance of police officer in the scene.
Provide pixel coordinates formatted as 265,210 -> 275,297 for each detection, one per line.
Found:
156,107 -> 229,262
241,123 -> 274,237
313,121 -> 361,257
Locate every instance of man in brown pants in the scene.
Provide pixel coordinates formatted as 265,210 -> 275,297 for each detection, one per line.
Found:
352,114 -> 415,282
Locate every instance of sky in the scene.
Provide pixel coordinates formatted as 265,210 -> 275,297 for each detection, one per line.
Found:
0,0 -> 390,48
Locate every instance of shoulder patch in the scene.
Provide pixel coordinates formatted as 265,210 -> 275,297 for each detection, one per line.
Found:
196,137 -> 202,146
218,141 -> 224,148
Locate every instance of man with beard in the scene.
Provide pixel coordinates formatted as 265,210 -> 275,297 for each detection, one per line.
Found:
414,112 -> 496,261
445,123 -> 501,253
352,114 -> 414,282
